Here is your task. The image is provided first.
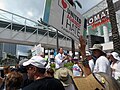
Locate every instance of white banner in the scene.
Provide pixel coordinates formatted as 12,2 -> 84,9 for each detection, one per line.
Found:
31,44 -> 44,56
43,0 -> 85,42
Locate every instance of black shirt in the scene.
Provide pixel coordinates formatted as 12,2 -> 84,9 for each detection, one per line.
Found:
23,77 -> 65,90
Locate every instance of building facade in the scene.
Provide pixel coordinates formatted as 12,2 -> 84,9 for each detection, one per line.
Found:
83,0 -> 120,51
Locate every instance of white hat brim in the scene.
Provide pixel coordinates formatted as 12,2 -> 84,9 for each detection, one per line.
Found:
89,48 -> 95,50
115,57 -> 120,61
89,48 -> 101,51
89,48 -> 105,53
23,60 -> 32,66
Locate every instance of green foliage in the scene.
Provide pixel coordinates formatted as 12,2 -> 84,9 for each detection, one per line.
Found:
0,53 -> 18,66
6,53 -> 16,59
64,62 -> 74,70
49,62 -> 74,71
50,63 -> 55,68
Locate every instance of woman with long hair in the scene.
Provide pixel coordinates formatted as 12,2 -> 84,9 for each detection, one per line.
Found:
5,71 -> 23,90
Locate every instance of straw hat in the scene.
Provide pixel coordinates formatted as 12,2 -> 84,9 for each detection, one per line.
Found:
90,44 -> 103,51
73,74 -> 104,90
54,68 -> 73,87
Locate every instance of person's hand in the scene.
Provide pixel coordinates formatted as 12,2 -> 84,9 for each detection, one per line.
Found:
64,55 -> 68,60
62,55 -> 68,62
78,36 -> 91,76
79,35 -> 86,58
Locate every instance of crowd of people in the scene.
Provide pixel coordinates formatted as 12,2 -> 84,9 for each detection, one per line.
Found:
0,36 -> 120,90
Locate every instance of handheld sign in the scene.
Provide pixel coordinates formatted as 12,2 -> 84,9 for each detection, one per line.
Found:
43,0 -> 85,42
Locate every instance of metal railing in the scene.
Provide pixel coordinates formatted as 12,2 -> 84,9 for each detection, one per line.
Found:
0,9 -> 72,49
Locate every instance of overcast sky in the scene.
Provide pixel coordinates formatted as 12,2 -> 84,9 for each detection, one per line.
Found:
0,0 -> 103,22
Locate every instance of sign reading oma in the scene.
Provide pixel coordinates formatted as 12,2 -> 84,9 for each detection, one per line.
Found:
87,8 -> 110,29
43,0 -> 85,42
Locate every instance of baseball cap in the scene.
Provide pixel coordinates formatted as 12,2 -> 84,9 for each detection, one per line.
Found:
19,58 -> 28,66
23,56 -> 46,68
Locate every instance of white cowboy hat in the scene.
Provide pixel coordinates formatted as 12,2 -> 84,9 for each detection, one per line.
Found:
111,52 -> 120,61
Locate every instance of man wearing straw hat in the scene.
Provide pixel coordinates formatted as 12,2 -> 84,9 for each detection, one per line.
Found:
73,36 -> 120,90
54,67 -> 76,90
89,44 -> 111,76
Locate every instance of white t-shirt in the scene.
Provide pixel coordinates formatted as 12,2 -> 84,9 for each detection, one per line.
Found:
89,59 -> 94,72
55,53 -> 65,69
72,64 -> 82,76
111,61 -> 120,80
93,56 -> 111,76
